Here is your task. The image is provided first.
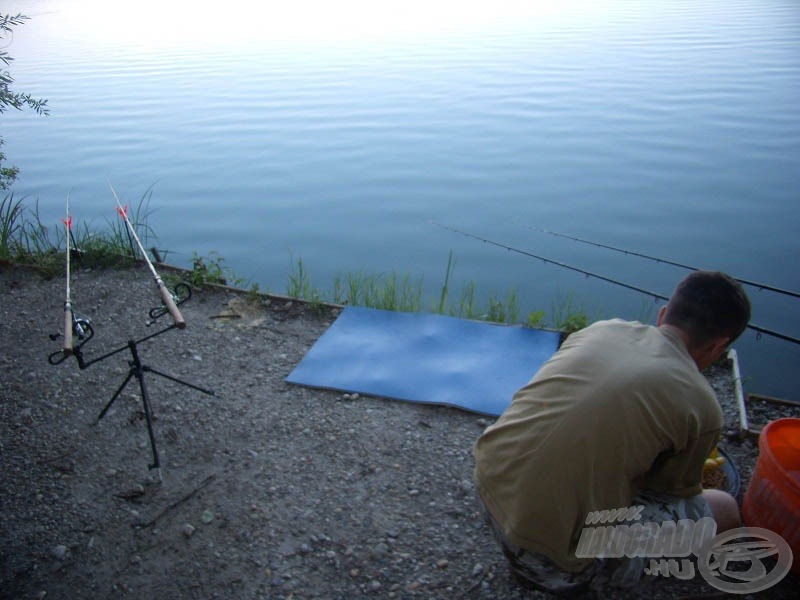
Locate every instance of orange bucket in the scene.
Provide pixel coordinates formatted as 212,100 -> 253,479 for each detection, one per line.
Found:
742,418 -> 800,573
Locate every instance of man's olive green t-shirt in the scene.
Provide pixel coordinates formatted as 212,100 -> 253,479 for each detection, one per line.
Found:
474,319 -> 722,572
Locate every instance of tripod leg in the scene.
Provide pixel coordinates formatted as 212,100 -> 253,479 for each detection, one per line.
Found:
96,370 -> 135,424
136,366 -> 161,471
143,366 -> 215,396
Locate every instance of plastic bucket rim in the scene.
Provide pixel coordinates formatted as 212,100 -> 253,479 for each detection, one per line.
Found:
759,417 -> 800,497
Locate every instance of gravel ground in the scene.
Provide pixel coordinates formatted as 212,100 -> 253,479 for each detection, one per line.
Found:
1,263 -> 797,599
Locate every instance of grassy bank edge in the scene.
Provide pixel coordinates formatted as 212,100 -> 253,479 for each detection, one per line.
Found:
1,193 -> 590,333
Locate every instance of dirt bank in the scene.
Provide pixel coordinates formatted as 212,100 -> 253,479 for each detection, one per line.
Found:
1,264 -> 796,599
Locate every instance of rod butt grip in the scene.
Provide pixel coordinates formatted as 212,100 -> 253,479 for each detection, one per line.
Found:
63,307 -> 74,355
159,284 -> 186,329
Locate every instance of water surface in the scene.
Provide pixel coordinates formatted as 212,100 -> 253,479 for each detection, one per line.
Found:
4,0 -> 799,399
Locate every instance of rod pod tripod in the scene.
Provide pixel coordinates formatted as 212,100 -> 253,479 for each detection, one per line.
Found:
95,328 -> 215,473
52,320 -> 215,475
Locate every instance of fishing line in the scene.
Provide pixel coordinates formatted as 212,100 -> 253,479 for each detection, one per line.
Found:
533,228 -> 800,300
432,222 -> 800,346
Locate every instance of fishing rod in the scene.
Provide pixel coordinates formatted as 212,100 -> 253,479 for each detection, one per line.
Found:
534,228 -> 800,300
63,196 -> 73,355
433,222 -> 800,346
110,182 -> 186,329
55,196 -> 93,361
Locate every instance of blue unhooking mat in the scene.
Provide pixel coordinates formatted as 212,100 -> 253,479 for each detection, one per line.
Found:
286,306 -> 561,416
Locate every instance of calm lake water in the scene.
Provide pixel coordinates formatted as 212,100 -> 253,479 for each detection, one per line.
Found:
4,0 -> 799,400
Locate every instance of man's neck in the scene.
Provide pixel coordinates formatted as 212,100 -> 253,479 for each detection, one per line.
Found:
658,324 -> 703,370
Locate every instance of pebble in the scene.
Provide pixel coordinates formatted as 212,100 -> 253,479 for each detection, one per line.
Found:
182,524 -> 196,538
369,580 -> 381,591
436,558 -> 449,569
201,510 -> 215,524
51,545 -> 68,560
117,484 -> 145,499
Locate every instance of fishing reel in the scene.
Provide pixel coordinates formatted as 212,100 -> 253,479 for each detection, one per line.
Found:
48,313 -> 94,365
147,282 -> 191,325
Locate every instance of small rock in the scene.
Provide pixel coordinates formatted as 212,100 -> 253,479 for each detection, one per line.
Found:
182,524 -> 196,538
201,510 -> 215,524
369,580 -> 382,591
51,545 -> 68,560
472,563 -> 484,577
436,558 -> 449,569
115,484 -> 145,499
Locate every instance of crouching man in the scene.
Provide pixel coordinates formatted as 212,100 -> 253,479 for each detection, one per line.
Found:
474,271 -> 750,595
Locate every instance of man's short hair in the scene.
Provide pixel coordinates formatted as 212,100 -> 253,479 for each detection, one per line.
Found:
663,271 -> 751,348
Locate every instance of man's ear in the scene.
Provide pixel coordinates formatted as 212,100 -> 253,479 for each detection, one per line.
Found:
656,305 -> 668,326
